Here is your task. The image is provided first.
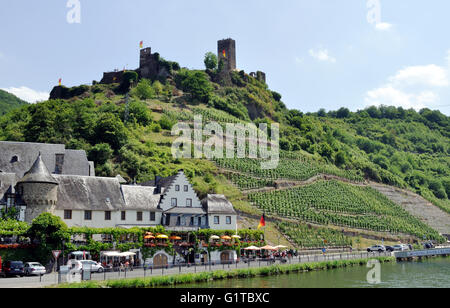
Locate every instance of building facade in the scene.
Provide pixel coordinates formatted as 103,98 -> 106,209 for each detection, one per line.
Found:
0,142 -> 237,231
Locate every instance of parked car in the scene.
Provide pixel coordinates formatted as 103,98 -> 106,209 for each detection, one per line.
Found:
79,260 -> 104,273
24,262 -> 46,276
1,261 -> 25,277
367,245 -> 386,253
66,259 -> 83,273
423,241 -> 435,249
385,246 -> 395,252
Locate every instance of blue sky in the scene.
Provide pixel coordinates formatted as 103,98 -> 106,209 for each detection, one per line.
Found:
1,0 -> 450,115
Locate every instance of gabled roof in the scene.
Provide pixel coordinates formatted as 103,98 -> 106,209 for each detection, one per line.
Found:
121,185 -> 162,211
202,194 -> 237,215
54,175 -> 125,211
0,141 -> 91,178
17,154 -> 58,185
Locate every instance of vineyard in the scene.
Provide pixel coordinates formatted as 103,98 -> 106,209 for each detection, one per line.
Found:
215,157 -> 364,183
276,221 -> 353,248
225,172 -> 275,190
248,180 -> 444,241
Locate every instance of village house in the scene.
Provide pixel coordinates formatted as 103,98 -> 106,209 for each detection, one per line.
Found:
0,141 -> 237,232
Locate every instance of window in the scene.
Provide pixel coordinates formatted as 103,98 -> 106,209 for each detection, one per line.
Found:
214,216 -> 220,225
176,216 -> 181,226
137,212 -> 143,221
186,199 -> 192,207
171,198 -> 177,207
184,185 -> 188,192
121,211 -> 126,221
105,211 -> 111,221
175,185 -> 180,191
84,211 -> 92,221
150,212 -> 156,222
226,216 -> 232,225
190,217 -> 195,226
198,217 -> 202,226
64,210 -> 72,220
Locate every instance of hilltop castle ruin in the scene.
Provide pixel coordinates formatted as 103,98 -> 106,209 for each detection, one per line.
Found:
100,38 -> 266,85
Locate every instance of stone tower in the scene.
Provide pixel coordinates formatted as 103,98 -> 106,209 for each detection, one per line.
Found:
139,47 -> 159,79
218,38 -> 236,72
17,153 -> 59,223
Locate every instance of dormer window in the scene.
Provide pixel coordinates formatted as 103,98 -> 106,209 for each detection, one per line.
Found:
10,156 -> 19,163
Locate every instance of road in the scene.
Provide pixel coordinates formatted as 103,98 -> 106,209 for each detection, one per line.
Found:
0,251 -> 391,288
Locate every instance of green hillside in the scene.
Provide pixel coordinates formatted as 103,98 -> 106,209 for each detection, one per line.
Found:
0,53 -> 449,244
0,89 -> 28,115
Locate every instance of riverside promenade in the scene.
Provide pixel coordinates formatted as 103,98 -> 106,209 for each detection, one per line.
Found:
0,251 -> 390,288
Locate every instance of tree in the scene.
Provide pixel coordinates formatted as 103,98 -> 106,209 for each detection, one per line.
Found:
88,143 -> 113,165
204,52 -> 218,70
27,213 -> 69,264
133,79 -> 155,100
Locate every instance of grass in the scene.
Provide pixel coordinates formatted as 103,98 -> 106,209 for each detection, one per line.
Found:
53,256 -> 395,288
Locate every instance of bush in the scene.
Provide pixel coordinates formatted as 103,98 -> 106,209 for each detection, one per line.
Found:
133,79 -> 155,100
204,52 -> 218,70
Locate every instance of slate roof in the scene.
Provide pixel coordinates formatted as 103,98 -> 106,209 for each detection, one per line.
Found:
18,154 -> 58,185
0,141 -> 91,178
121,185 -> 162,211
202,194 -> 237,215
164,207 -> 206,215
54,175 -> 125,211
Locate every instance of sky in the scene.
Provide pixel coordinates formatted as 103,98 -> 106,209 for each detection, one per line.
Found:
1,0 -> 450,115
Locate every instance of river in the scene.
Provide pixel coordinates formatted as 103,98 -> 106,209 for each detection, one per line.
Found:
176,257 -> 450,288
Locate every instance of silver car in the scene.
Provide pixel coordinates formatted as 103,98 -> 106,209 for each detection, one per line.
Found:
80,260 -> 104,273
24,262 -> 46,276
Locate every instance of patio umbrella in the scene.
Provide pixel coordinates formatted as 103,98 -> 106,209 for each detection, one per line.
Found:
244,246 -> 261,251
221,235 -> 232,240
231,235 -> 241,239
260,245 -> 277,250
156,234 -> 169,239
210,235 -> 220,240
274,245 -> 288,250
170,236 -> 182,240
144,235 -> 155,239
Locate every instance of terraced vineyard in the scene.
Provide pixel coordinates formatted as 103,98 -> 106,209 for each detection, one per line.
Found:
215,157 -> 364,182
226,172 -> 275,190
248,180 -> 444,241
276,221 -> 353,248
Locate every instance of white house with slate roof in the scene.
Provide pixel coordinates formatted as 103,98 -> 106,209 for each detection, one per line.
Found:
0,141 -> 237,231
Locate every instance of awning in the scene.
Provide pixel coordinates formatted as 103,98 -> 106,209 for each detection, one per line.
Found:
260,245 -> 277,250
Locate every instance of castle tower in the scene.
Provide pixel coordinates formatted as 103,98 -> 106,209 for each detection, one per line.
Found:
139,47 -> 159,79
218,38 -> 236,71
17,153 -> 59,223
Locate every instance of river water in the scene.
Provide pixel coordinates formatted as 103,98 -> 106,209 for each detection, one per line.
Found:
180,257 -> 450,288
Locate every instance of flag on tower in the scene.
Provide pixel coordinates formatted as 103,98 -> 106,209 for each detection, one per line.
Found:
140,41 -> 144,49
58,78 -> 62,86
222,50 -> 227,58
257,214 -> 266,229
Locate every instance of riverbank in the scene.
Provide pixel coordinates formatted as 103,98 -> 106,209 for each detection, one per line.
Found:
54,256 -> 395,288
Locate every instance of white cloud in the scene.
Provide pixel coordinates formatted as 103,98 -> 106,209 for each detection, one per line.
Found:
375,22 -> 393,31
1,86 -> 49,103
308,48 -> 336,63
364,51 -> 450,111
365,86 -> 433,110
388,65 -> 449,87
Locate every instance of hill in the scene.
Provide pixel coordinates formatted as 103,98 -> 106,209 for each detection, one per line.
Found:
0,53 -> 449,245
0,89 -> 28,116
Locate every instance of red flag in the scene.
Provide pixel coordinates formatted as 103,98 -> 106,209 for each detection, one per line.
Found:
257,214 -> 266,229
140,41 -> 144,49
58,78 -> 62,86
